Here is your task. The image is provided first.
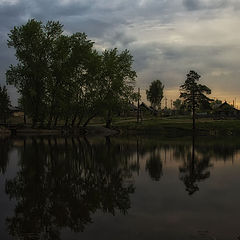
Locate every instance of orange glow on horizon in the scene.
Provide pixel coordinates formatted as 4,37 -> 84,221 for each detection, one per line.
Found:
137,88 -> 240,109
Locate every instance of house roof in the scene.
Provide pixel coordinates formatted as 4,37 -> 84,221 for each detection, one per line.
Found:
140,102 -> 154,112
9,105 -> 22,112
215,101 -> 239,112
128,103 -> 138,111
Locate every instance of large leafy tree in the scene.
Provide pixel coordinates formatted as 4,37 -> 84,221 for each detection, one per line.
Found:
98,48 -> 137,128
6,19 -> 63,126
146,80 -> 164,111
67,33 -> 98,127
6,19 -> 97,128
0,85 -> 10,124
45,32 -> 95,127
6,19 -> 137,128
180,70 -> 212,130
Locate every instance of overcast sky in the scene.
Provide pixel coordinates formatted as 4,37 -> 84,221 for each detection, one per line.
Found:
1,0 -> 240,106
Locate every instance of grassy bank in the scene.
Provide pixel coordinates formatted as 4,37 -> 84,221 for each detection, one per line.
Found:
114,118 -> 240,136
3,116 -> 240,137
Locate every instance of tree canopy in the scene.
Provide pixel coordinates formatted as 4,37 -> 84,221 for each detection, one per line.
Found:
180,70 -> 212,129
6,19 -> 137,128
146,80 -> 164,110
173,99 -> 182,110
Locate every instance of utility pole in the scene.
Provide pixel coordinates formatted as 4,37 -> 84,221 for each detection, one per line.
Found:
137,88 -> 140,123
164,97 -> 167,109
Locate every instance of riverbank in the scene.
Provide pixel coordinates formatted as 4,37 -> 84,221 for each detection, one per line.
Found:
2,118 -> 240,137
115,118 -> 240,136
0,125 -> 118,137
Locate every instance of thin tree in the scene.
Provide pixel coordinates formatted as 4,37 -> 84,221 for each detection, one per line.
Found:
180,70 -> 212,130
173,99 -> 182,110
0,85 -> 10,124
146,80 -> 164,111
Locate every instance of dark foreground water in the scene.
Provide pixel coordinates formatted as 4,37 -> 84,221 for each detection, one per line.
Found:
0,135 -> 240,240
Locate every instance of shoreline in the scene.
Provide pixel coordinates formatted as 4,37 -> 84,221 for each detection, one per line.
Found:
2,119 -> 240,137
0,125 -> 119,137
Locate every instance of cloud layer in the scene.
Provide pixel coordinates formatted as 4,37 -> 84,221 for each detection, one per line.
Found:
0,0 -> 240,105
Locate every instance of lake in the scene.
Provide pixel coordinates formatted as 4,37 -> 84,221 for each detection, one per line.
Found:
0,135 -> 240,240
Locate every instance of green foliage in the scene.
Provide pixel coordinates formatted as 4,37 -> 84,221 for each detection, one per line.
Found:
180,70 -> 212,129
146,80 -> 164,110
6,19 -> 137,128
173,99 -> 182,110
98,48 -> 137,127
180,70 -> 212,111
6,19 -> 63,125
0,85 -> 10,123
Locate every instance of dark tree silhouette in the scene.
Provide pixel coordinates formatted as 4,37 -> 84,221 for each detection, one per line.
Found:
179,135 -> 212,195
146,80 -> 164,111
145,152 -> 163,181
5,137 -> 137,240
0,85 -> 10,124
0,137 -> 10,174
180,70 -> 212,130
6,20 -> 137,129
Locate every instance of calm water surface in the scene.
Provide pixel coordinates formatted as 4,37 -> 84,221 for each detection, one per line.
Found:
0,135 -> 240,240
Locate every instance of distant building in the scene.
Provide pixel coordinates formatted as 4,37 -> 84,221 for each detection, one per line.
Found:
9,106 -> 24,117
213,102 -> 240,119
128,103 -> 138,112
140,102 -> 157,115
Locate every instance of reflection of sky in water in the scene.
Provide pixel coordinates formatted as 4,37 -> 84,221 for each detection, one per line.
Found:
0,136 -> 240,240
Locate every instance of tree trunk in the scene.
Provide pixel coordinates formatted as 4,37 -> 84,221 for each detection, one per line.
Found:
106,119 -> 111,128
105,136 -> 111,146
24,112 -> 26,125
64,117 -> 69,127
192,105 -> 195,130
71,113 -> 77,127
105,110 -> 112,128
77,116 -> 83,128
32,117 -> 37,128
192,87 -> 196,131
83,113 -> 97,127
47,114 -> 53,128
40,119 -> 44,128
54,116 -> 58,127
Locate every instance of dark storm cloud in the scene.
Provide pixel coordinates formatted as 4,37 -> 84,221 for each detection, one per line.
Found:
0,0 -> 240,103
182,0 -> 240,11
183,0 -> 200,11
0,33 -> 16,82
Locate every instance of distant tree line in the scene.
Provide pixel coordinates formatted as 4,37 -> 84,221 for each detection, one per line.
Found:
6,19 -> 137,128
145,71 -> 213,125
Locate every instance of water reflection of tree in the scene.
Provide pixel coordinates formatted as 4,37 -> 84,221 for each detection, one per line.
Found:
195,143 -> 240,162
145,146 -> 163,181
0,137 -> 10,174
5,137 -> 137,240
179,135 -> 212,195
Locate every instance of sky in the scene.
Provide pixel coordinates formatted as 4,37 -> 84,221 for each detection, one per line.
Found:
0,0 -> 240,107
